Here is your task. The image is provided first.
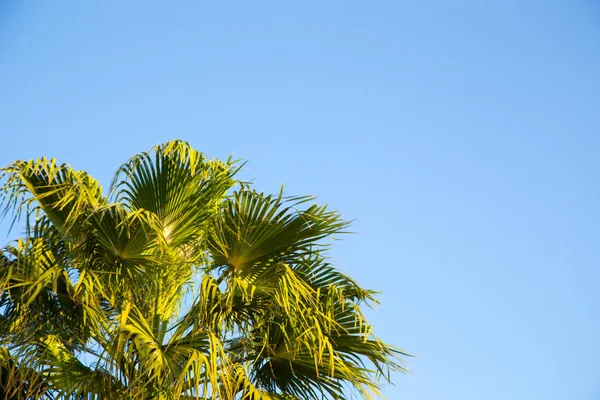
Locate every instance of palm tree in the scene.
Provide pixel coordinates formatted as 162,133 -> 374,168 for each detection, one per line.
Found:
0,140 -> 408,399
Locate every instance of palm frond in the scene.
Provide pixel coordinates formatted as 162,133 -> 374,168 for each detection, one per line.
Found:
0,158 -> 105,239
208,188 -> 349,277
0,347 -> 52,399
111,140 -> 236,248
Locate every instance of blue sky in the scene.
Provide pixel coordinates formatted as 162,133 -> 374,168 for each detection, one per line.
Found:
1,1 -> 599,398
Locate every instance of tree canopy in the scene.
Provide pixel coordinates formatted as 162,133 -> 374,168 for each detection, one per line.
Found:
0,140 -> 408,399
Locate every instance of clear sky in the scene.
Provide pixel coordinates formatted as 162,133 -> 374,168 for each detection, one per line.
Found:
1,1 -> 599,399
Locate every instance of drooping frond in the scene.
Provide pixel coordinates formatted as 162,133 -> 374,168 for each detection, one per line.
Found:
0,347 -> 52,399
293,253 -> 378,304
0,157 -> 105,239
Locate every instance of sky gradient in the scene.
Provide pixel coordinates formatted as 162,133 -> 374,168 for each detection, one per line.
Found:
1,1 -> 599,399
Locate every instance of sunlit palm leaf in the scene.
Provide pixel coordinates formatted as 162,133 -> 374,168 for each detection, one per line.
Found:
0,158 -> 104,239
111,140 -> 236,248
208,189 -> 348,276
